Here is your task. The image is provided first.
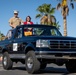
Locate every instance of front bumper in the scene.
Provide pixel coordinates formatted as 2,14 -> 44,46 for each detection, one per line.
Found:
35,50 -> 76,59
36,55 -> 76,59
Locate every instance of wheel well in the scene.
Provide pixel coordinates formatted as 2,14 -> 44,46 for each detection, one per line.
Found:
2,49 -> 8,54
25,47 -> 34,54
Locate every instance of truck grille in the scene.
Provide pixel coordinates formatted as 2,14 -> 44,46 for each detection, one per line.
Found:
50,40 -> 76,49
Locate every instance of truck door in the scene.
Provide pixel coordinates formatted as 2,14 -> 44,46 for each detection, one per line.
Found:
5,30 -> 14,53
12,27 -> 24,54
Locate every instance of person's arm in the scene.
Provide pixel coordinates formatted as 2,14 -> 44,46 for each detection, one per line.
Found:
9,18 -> 14,27
20,18 -> 24,25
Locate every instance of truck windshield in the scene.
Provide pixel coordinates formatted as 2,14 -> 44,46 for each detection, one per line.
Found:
24,27 -> 62,36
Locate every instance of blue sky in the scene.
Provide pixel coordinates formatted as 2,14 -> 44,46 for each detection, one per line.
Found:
0,0 -> 76,37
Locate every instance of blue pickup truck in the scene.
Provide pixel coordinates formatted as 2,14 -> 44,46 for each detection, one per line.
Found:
0,24 -> 76,74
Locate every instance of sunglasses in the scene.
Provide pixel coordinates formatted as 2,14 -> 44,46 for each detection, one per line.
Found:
14,13 -> 18,15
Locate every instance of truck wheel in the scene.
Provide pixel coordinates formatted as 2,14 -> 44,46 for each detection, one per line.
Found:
2,52 -> 13,70
40,63 -> 47,69
66,60 -> 76,73
25,51 -> 40,74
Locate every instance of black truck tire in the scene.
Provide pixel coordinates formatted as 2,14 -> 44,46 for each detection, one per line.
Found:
2,52 -> 13,70
25,51 -> 40,74
66,60 -> 76,73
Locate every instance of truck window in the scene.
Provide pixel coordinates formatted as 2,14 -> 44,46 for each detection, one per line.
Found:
50,29 -> 61,36
6,30 -> 12,39
24,27 -> 33,36
23,26 -> 62,36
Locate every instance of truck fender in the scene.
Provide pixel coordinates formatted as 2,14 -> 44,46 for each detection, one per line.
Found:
24,43 -> 36,54
2,48 -> 8,54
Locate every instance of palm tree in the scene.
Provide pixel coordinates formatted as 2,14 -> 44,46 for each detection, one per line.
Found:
0,31 -> 5,41
36,4 -> 56,26
56,0 -> 75,36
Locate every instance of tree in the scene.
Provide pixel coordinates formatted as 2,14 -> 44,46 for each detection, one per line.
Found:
56,0 -> 75,36
36,4 -> 58,27
0,31 -> 5,41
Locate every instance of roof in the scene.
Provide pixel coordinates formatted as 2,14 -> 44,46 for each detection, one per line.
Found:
17,24 -> 57,28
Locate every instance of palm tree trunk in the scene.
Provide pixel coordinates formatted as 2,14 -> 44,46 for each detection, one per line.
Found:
63,17 -> 67,36
48,14 -> 51,25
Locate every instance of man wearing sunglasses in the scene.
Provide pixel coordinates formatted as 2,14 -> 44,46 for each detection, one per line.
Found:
9,10 -> 23,28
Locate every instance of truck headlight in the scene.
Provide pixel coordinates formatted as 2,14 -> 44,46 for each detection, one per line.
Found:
36,40 -> 50,48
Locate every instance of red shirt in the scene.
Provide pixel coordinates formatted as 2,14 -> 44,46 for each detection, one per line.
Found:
24,21 -> 33,31
24,22 -> 33,25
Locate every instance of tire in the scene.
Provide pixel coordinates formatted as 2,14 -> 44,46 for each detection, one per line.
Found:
66,60 -> 76,73
40,63 -> 47,69
25,51 -> 40,74
2,52 -> 13,70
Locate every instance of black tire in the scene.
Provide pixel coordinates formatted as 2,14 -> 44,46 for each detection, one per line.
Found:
2,52 -> 13,70
40,63 -> 47,69
25,51 -> 40,74
66,60 -> 76,73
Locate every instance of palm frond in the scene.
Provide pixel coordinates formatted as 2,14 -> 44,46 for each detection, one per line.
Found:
42,4 -> 51,13
70,0 -> 76,2
49,8 -> 55,15
35,14 -> 42,18
70,3 -> 74,9
50,15 -> 56,23
66,6 -> 69,15
70,0 -> 73,2
36,6 -> 44,13
51,21 -> 60,29
56,3 -> 61,10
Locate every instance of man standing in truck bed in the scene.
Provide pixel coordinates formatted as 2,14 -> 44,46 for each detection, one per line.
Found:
9,10 -> 23,28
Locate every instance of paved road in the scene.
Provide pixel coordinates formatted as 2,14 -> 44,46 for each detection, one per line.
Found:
0,61 -> 76,75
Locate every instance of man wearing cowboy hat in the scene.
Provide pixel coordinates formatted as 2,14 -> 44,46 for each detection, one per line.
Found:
9,10 -> 23,28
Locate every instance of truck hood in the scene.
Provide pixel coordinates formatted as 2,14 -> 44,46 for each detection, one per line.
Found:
34,36 -> 76,40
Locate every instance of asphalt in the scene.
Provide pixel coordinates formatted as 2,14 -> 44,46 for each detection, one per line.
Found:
0,61 -> 76,75
0,53 -> 76,75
